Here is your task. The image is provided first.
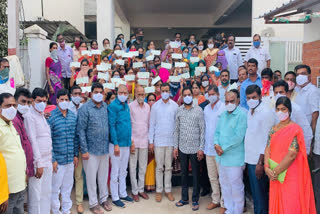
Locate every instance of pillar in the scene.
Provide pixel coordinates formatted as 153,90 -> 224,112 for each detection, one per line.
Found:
7,0 -> 20,56
96,0 -> 114,48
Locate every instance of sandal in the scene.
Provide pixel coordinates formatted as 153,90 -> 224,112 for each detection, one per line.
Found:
192,202 -> 199,211
175,200 -> 189,207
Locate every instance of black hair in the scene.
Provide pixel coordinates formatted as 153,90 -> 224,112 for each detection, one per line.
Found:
0,58 -> 9,64
182,86 -> 193,96
81,58 -> 89,66
229,89 -> 240,99
276,96 -> 292,114
117,34 -> 124,38
32,88 -> 48,99
147,41 -> 154,50
102,38 -> 110,44
294,64 -> 311,74
49,42 -> 58,50
90,40 -> 98,47
153,55 -> 161,63
239,65 -> 247,70
189,34 -> 196,39
273,80 -> 289,93
106,91 -> 115,102
253,34 -> 261,40
160,82 -> 170,89
227,34 -> 235,41
221,69 -> 230,76
274,70 -> 281,75
112,70 -> 120,77
70,85 -> 81,94
130,34 -> 135,39
102,55 -> 108,61
207,85 -> 219,94
175,32 -> 181,37
245,84 -> 261,96
261,68 -> 273,79
284,71 -> 296,78
57,88 -> 70,99
0,93 -> 13,106
115,37 -> 122,43
79,41 -> 87,49
57,34 -> 63,39
147,93 -> 156,101
247,58 -> 258,67
14,88 -> 31,100
91,82 -> 103,92
88,69 -> 94,77
191,47 -> 199,52
113,44 -> 121,50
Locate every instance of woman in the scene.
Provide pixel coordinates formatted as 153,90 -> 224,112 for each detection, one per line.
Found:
182,47 -> 190,62
202,37 -> 219,69
264,96 -> 316,214
189,47 -> 199,77
145,41 -> 156,57
216,50 -> 228,70
192,82 -> 206,105
77,42 -> 93,67
200,74 -> 210,92
70,59 -> 90,88
101,38 -> 112,60
197,40 -> 205,59
45,42 -> 62,105
106,91 -> 116,105
90,40 -> 100,68
145,93 -> 157,192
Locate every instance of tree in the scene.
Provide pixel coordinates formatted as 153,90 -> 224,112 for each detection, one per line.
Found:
0,0 -> 8,57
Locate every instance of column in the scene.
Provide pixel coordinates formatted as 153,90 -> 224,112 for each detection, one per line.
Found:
7,0 -> 20,56
96,0 -> 114,48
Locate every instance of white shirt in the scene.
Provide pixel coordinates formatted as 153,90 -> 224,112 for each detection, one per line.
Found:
294,83 -> 320,124
218,85 -> 229,103
244,46 -> 271,76
245,102 -> 275,165
149,99 -> 178,147
224,47 -> 243,80
204,101 -> 225,156
313,100 -> 320,155
68,101 -> 83,116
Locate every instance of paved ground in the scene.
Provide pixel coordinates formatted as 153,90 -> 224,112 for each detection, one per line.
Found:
70,187 -> 254,214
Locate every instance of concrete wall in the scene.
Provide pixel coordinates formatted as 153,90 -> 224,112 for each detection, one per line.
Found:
22,0 -> 85,34
304,18 -> 320,43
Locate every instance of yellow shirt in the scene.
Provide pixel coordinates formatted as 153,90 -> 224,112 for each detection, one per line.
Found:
0,118 -> 26,193
0,153 -> 9,204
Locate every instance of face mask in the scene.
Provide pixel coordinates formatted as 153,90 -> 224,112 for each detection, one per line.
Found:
104,45 -> 110,50
183,68 -> 190,73
247,99 -> 260,109
274,93 -> 286,101
137,36 -> 144,41
296,74 -> 308,86
138,53 -> 144,59
34,102 -> 46,112
192,53 -> 198,57
118,94 -> 128,103
1,106 -> 17,121
17,104 -> 29,115
221,80 -> 229,86
121,38 -> 124,44
287,80 -> 296,91
202,81 -> 209,87
208,44 -> 214,49
190,41 -> 195,45
198,46 -> 204,51
253,41 -> 260,48
183,95 -> 193,105
58,101 -> 69,110
113,75 -> 120,78
148,65 -> 155,70
74,41 -> 80,49
137,97 -> 144,104
215,42 -> 221,48
225,103 -> 236,112
92,93 -> 103,103
72,96 -> 81,105
161,92 -> 170,100
181,46 -> 185,51
50,50 -> 59,62
183,53 -> 188,58
0,68 -> 10,82
276,111 -> 289,121
208,95 -> 218,104
131,39 -> 136,43
215,71 -> 220,77
140,68 -> 146,72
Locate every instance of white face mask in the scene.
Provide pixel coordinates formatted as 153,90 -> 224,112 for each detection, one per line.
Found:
276,110 -> 289,121
34,102 -> 46,112
225,103 -> 236,112
17,104 -> 29,115
137,96 -> 144,104
198,45 -> 204,51
247,99 -> 260,109
118,94 -> 128,103
208,44 -> 214,49
202,81 -> 209,87
274,93 -> 286,101
183,95 -> 193,105
296,74 -> 308,86
208,95 -> 218,104
58,101 -> 69,110
92,93 -> 103,103
71,96 -> 81,105
161,92 -> 170,100
1,106 -> 17,121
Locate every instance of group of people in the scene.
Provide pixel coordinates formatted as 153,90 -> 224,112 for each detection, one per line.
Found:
0,28 -> 319,214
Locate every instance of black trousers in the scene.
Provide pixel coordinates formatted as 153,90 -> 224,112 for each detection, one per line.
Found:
62,77 -> 71,91
200,155 -> 210,192
230,79 -> 238,84
179,150 -> 200,202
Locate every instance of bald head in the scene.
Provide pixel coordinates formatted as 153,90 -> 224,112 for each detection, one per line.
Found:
135,86 -> 145,104
135,86 -> 145,95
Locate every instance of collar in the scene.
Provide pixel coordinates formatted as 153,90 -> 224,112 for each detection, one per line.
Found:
301,82 -> 312,91
183,104 -> 194,110
160,98 -> 170,105
89,99 -> 106,108
0,117 -> 11,127
134,99 -> 146,108
229,106 -> 240,115
31,105 -> 43,116
247,75 -> 261,83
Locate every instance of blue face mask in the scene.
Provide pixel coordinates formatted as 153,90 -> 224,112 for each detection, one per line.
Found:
253,41 -> 260,48
215,71 -> 220,77
131,39 -> 136,43
121,38 -> 124,43
181,45 -> 185,51
140,68 -> 146,72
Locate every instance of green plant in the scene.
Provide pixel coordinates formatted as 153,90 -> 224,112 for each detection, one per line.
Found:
0,0 -> 8,57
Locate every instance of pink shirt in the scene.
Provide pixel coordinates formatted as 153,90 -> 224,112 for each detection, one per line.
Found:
129,100 -> 150,148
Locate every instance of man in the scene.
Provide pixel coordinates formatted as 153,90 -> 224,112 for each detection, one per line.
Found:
133,28 -> 144,49
273,80 -> 313,154
12,88 -> 34,179
47,89 -> 78,214
294,64 -> 319,135
237,66 -> 248,90
115,37 -> 124,50
77,83 -> 111,214
224,35 -> 243,83
0,93 -> 26,214
261,68 -> 274,108
203,85 -> 225,210
73,36 -> 82,62
149,83 -> 178,202
68,85 -> 84,213
284,71 -> 297,101
129,86 -> 150,202
108,84 -> 133,208
245,85 -> 275,214
244,34 -> 271,76
218,69 -> 230,102
0,151 -> 9,214
24,88 -> 52,214
57,34 -> 73,90
175,33 -> 182,47
214,90 -> 247,214
188,34 -> 197,52
274,70 -> 282,82
0,58 -> 15,95
240,58 -> 262,109
173,87 -> 205,211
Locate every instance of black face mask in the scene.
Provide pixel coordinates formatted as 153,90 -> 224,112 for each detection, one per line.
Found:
154,63 -> 161,68
138,53 -> 144,59
137,36 -> 144,41
215,42 -> 221,48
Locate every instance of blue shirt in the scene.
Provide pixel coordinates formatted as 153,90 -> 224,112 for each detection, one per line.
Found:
58,45 -> 73,78
240,76 -> 262,109
214,107 -> 247,167
108,98 -> 132,147
77,100 -> 109,155
47,108 -> 78,165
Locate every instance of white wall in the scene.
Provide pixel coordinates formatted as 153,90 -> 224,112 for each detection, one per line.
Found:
22,0 -> 85,34
304,18 -> 320,43
252,0 -> 304,40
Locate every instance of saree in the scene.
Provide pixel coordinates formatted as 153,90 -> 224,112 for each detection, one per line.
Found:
48,60 -> 62,105
268,123 -> 316,214
145,152 -> 156,192
203,48 -> 219,70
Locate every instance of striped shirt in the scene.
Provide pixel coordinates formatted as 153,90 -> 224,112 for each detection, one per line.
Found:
47,108 -> 78,165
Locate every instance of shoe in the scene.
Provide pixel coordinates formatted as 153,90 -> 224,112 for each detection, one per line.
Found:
201,189 -> 210,197
112,200 -> 125,208
138,192 -> 149,200
89,205 -> 104,214
155,193 -> 162,202
77,204 -> 84,213
101,201 -> 112,212
192,201 -> 199,211
219,207 -> 227,214
175,200 -> 189,207
120,196 -> 134,203
165,192 -> 175,201
132,194 -> 140,202
207,202 -> 220,210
